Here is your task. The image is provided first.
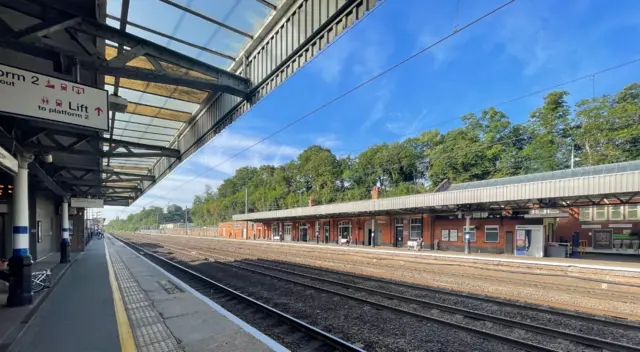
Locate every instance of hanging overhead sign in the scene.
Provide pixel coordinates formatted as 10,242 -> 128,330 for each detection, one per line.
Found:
0,64 -> 108,131
0,146 -> 18,175
70,198 -> 104,208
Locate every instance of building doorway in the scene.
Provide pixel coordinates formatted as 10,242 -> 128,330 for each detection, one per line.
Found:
394,218 -> 403,247
300,224 -> 308,242
284,224 -> 292,241
323,224 -> 329,243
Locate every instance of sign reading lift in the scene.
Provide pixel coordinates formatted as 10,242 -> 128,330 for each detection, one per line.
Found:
0,63 -> 109,131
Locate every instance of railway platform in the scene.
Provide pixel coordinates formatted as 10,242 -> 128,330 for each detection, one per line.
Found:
6,238 -> 285,352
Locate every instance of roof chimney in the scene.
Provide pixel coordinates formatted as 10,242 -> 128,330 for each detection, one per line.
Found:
371,186 -> 380,200
308,195 -> 317,207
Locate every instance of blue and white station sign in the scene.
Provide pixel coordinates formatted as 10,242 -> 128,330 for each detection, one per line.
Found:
0,64 -> 109,131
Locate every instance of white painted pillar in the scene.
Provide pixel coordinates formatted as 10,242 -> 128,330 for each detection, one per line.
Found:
62,201 -> 69,241
7,154 -> 33,307
371,218 -> 376,247
60,199 -> 70,263
12,157 -> 29,257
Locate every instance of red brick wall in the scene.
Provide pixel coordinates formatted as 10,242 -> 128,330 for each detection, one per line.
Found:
555,214 -> 640,247
433,217 -> 543,254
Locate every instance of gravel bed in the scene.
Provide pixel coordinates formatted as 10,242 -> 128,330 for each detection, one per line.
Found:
230,261 -> 600,352
165,238 -> 640,293
223,245 -> 640,297
178,242 -> 640,316
246,259 -> 640,347
141,243 -> 525,352
122,234 -> 640,319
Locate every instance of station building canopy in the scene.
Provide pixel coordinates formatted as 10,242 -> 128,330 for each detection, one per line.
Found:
232,161 -> 640,221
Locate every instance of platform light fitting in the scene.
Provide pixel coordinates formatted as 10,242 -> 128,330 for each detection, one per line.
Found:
108,95 -> 129,113
42,153 -> 53,163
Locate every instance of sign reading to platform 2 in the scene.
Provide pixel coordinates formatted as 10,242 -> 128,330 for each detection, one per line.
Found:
0,64 -> 108,131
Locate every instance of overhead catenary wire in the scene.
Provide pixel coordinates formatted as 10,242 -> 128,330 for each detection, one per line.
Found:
130,0 -> 518,213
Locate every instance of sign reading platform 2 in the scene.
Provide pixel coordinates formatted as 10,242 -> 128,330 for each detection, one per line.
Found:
0,64 -> 108,131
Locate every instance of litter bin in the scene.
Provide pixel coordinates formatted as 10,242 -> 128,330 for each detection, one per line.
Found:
434,240 -> 439,250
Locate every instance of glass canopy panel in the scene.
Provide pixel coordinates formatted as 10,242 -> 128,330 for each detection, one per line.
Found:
111,87 -> 199,113
115,113 -> 184,129
105,0 -> 278,69
113,121 -> 179,136
125,102 -> 192,122
113,135 -> 169,147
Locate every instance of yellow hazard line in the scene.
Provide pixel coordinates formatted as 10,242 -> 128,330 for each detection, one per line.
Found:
105,240 -> 137,352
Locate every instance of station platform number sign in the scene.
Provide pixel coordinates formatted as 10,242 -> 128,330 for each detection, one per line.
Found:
0,64 -> 108,131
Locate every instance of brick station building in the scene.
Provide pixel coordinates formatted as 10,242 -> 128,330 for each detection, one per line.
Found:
224,161 -> 640,256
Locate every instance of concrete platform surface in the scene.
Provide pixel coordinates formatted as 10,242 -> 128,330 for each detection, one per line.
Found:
9,242 -> 118,352
0,251 -> 82,351
105,235 -> 285,352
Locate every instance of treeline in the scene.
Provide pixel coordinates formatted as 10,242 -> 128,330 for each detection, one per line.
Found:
107,84 -> 640,231
107,204 -> 192,232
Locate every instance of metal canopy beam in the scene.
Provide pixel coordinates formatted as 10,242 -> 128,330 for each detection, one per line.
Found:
255,0 -> 277,11
11,128 -> 180,159
0,0 -> 251,97
1,17 -> 82,40
29,163 -> 68,197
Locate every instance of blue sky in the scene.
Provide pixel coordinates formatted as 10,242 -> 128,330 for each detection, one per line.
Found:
103,0 -> 640,221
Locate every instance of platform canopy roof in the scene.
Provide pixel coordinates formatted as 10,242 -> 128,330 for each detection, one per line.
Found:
233,161 -> 640,221
102,0 -> 281,200
0,0 -> 282,205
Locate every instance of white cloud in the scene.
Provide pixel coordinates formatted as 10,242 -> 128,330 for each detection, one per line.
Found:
314,134 -> 341,149
103,130 -> 302,222
311,39 -> 354,83
103,173 -> 224,222
361,84 -> 392,130
193,130 -> 302,174
385,109 -> 428,137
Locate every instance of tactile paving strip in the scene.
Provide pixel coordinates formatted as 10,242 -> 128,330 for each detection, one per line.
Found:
109,244 -> 182,352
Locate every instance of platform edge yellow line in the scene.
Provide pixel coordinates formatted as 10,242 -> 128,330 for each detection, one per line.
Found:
105,240 -> 137,352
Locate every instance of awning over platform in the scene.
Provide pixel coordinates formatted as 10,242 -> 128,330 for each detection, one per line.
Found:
233,161 -> 640,221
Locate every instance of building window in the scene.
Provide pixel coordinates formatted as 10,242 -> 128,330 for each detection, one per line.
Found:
609,205 -> 623,220
395,218 -> 403,226
271,223 -> 278,237
627,205 -> 640,220
485,226 -> 499,243
410,218 -> 422,240
338,221 -> 351,239
579,207 -> 592,221
463,226 -> 476,242
594,206 -> 607,221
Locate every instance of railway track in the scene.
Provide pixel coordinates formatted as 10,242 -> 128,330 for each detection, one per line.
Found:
136,235 -> 640,317
124,236 -> 640,352
110,236 -> 366,352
